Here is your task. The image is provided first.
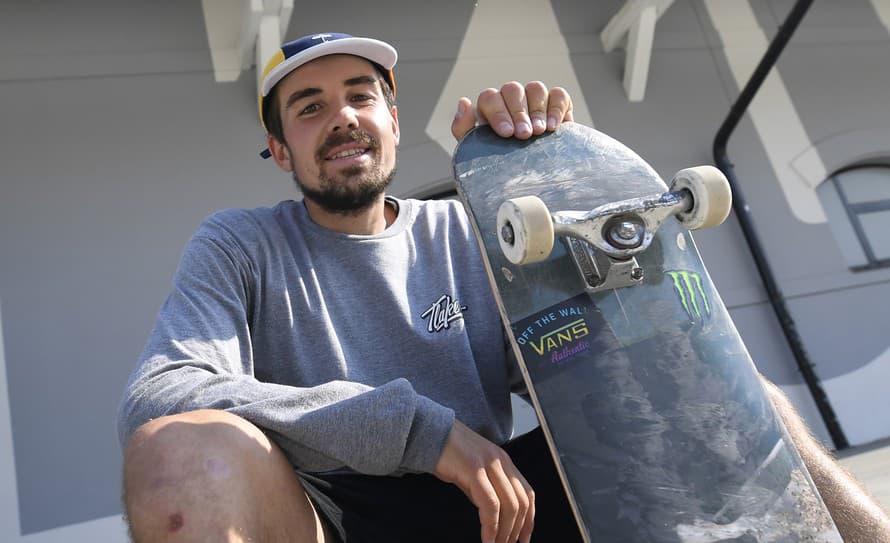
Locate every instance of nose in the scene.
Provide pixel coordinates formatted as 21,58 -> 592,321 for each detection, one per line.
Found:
330,104 -> 359,132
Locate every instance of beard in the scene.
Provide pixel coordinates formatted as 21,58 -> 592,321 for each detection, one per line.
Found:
291,129 -> 396,214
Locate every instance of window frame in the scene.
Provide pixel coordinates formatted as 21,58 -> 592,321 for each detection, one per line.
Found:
825,164 -> 890,271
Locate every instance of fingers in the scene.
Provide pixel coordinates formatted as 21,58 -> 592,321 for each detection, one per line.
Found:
475,84 -> 520,138
488,458 -> 520,543
499,82 -> 532,139
546,86 -> 573,131
524,81 -> 549,136
495,457 -> 532,543
474,81 -> 532,138
517,477 -> 535,543
476,455 -> 532,543
451,97 -> 477,141
433,421 -> 535,543
461,81 -> 575,141
471,469 -> 501,543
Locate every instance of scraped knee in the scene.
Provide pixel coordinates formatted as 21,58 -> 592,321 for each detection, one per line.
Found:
122,410 -> 304,540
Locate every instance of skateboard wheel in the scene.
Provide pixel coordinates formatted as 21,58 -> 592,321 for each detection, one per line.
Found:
671,166 -> 732,230
497,196 -> 554,265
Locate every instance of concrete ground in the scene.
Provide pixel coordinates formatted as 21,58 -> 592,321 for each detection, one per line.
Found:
838,437 -> 890,510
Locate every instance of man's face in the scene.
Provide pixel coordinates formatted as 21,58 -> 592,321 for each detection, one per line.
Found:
269,54 -> 400,213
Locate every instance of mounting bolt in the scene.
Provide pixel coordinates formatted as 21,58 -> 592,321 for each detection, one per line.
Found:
616,221 -> 639,240
607,218 -> 644,248
631,267 -> 644,280
501,223 -> 515,245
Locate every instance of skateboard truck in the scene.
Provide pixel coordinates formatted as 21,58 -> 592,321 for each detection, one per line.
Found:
497,166 -> 731,293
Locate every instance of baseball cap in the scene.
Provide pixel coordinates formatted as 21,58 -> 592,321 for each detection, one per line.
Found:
258,32 -> 398,159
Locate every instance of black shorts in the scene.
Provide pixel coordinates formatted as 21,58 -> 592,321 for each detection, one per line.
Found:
298,427 -> 584,543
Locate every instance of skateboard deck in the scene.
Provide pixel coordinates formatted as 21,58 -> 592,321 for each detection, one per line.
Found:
453,123 -> 841,542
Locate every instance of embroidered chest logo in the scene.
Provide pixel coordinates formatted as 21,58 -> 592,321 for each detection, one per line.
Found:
420,294 -> 468,333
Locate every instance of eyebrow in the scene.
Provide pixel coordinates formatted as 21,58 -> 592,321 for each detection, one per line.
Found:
284,75 -> 380,110
284,87 -> 322,110
344,75 -> 379,88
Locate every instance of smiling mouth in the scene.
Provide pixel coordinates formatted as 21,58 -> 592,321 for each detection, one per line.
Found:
318,129 -> 378,163
327,147 -> 369,160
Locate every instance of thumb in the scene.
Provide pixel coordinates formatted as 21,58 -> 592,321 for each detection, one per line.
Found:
451,97 -> 476,142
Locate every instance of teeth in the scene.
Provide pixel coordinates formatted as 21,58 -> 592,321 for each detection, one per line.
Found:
329,148 -> 366,160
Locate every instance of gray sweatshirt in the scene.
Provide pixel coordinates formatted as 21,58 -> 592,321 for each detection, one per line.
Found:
117,197 -> 521,475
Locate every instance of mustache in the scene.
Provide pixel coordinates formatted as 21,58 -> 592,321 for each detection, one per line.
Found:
316,129 -> 378,160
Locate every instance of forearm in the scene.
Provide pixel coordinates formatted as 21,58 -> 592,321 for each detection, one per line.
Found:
119,366 -> 454,475
762,377 -> 890,542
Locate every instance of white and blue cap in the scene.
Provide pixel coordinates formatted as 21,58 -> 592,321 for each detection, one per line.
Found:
258,32 -> 398,158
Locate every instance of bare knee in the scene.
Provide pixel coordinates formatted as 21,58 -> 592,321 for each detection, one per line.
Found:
123,410 -> 321,541
124,409 -> 278,490
125,409 -> 273,464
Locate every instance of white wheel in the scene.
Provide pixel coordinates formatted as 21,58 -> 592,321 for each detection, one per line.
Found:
497,196 -> 554,265
670,165 -> 732,230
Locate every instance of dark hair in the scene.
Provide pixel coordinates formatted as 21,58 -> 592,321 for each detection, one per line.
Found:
263,63 -> 396,144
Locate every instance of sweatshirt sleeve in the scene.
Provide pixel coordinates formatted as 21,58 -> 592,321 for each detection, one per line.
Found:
117,225 -> 454,475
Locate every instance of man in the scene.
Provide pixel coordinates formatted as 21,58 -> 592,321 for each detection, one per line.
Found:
119,32 -> 575,543
118,33 -> 889,543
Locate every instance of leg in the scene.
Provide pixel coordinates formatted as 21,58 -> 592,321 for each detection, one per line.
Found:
123,409 -> 332,542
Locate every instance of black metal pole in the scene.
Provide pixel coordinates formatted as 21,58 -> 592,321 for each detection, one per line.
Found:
712,0 -> 849,449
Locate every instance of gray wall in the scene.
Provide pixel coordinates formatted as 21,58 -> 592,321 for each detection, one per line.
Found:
1,0 -> 888,537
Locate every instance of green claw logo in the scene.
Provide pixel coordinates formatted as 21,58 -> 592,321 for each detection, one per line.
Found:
667,270 -> 711,320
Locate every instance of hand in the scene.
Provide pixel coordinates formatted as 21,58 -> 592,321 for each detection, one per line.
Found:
451,81 -> 574,142
433,420 -> 535,543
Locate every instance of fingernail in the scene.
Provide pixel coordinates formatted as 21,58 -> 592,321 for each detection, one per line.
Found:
498,121 -> 513,134
533,118 -> 546,131
455,101 -> 466,119
547,116 -> 558,130
516,121 -> 531,135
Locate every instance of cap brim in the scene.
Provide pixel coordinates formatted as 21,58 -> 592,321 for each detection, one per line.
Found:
261,37 -> 397,97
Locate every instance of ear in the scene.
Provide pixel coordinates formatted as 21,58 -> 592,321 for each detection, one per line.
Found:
390,105 -> 400,146
267,135 -> 293,172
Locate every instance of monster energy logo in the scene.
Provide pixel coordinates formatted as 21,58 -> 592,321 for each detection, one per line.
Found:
667,270 -> 711,320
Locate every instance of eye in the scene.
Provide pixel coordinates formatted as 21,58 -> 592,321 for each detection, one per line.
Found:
351,93 -> 373,104
299,103 -> 321,115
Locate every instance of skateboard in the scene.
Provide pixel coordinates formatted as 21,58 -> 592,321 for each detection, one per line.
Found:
453,123 -> 842,542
